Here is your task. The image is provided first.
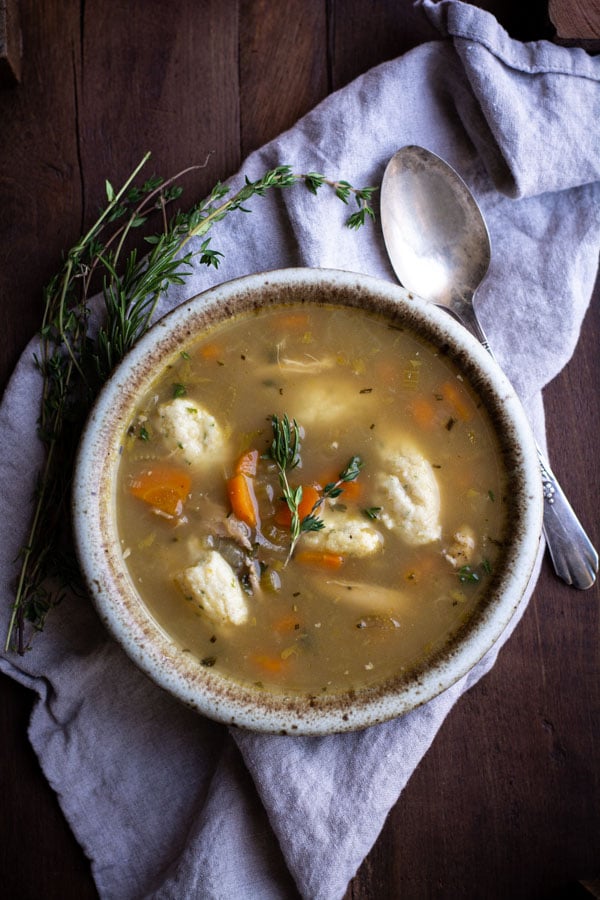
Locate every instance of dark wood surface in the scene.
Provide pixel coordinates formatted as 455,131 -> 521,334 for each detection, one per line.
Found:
0,0 -> 20,86
1,2 -> 598,898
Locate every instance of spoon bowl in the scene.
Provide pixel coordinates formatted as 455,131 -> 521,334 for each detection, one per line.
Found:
381,145 -> 490,324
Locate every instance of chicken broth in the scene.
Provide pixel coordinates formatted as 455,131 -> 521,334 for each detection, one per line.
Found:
116,303 -> 508,695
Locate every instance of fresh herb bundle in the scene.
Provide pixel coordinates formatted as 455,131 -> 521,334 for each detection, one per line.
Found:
5,155 -> 375,653
266,413 -> 363,563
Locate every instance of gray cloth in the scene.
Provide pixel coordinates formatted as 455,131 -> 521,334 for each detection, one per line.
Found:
1,1 -> 599,897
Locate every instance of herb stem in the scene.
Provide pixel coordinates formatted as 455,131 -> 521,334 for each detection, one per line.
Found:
83,151 -> 152,248
5,438 -> 58,652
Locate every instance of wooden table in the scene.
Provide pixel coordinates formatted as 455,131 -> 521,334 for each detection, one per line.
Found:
1,2 -> 598,897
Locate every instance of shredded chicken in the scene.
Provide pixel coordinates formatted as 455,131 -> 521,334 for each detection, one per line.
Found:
316,578 -> 407,613
443,526 -> 476,568
225,515 -> 253,551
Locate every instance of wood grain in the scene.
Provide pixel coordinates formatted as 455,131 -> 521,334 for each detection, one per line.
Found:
77,0 -> 239,220
0,2 -> 598,898
239,0 -> 329,153
549,0 -> 600,39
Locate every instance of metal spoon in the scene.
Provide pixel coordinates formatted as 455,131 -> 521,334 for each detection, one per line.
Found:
380,144 -> 598,590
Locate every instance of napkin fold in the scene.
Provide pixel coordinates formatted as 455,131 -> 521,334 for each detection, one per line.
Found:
1,2 -> 599,898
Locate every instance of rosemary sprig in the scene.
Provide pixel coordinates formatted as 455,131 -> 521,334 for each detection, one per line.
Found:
266,414 -> 363,563
6,156 -> 375,653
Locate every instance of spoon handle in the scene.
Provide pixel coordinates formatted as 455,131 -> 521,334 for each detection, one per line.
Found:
536,450 -> 599,589
457,303 -> 598,589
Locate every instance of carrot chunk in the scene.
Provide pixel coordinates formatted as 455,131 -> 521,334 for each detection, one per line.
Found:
295,550 -> 344,569
274,484 -> 321,527
129,465 -> 192,517
227,472 -> 259,528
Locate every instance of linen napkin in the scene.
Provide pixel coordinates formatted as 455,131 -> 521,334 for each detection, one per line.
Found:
1,1 -> 599,897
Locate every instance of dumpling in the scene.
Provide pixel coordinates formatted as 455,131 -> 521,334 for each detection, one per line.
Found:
174,549 -> 248,625
301,507 -> 383,558
153,397 -> 224,466
375,445 -> 441,545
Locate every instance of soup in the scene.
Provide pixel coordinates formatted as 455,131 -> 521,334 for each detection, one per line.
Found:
116,303 -> 508,697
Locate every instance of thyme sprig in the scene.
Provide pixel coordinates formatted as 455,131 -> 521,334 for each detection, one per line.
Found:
302,172 -> 376,228
266,414 -> 363,563
266,414 -> 305,564
6,155 -> 375,653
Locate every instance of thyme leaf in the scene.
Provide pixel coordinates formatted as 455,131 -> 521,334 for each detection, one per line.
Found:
457,565 -> 480,584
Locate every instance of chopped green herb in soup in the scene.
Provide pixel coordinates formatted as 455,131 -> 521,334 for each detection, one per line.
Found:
117,304 -> 507,695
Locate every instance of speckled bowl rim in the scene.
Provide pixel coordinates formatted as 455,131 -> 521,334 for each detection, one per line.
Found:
72,268 -> 543,735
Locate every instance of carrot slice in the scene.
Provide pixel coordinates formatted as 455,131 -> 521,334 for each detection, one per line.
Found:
227,472 -> 259,528
274,484 -> 321,527
441,380 -> 473,421
274,312 -> 311,332
411,396 -> 437,430
199,342 -> 223,360
274,505 -> 290,527
403,554 -> 438,584
234,449 -> 259,477
129,465 -> 192,517
251,654 -> 286,674
273,613 -> 302,633
317,472 -> 362,501
295,484 -> 321,520
295,550 -> 344,569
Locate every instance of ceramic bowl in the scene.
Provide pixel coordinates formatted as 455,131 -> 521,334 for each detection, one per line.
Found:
72,268 -> 542,734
